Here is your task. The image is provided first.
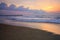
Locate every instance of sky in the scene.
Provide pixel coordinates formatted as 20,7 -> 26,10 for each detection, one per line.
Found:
0,0 -> 60,12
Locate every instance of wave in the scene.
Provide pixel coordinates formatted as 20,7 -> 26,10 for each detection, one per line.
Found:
0,16 -> 60,24
6,17 -> 60,23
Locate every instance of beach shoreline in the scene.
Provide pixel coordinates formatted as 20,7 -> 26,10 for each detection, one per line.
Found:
0,20 -> 60,35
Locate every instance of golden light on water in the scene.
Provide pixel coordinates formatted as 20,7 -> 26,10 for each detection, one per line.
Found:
3,20 -> 60,35
40,23 -> 60,34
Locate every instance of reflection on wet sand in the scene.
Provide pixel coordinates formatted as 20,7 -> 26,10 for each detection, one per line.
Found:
2,20 -> 60,35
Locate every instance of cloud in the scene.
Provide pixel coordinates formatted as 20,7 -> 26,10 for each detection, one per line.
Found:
0,0 -> 60,12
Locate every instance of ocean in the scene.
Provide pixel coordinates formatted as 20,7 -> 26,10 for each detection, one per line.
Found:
0,16 -> 60,35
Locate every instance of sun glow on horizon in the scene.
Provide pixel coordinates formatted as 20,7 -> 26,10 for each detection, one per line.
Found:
41,5 -> 60,12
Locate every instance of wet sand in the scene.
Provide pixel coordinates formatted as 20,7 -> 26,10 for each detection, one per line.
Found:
0,23 -> 60,40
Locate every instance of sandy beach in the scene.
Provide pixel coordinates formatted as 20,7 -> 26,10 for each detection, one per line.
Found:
0,23 -> 60,40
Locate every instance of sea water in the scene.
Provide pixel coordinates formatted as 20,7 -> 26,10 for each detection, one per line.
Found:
0,16 -> 60,35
